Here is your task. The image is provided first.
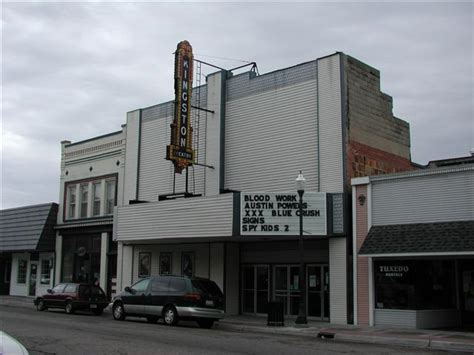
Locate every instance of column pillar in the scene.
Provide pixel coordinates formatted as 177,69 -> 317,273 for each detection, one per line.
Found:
100,232 -> 109,291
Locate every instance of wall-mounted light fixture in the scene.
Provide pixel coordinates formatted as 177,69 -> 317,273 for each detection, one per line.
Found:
358,194 -> 366,206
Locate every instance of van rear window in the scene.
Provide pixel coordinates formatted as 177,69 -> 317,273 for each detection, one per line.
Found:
191,280 -> 223,296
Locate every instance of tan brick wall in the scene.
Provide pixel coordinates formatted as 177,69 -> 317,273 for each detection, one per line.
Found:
355,184 -> 370,325
345,55 -> 412,162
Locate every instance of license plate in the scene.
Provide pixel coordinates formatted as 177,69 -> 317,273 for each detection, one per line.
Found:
205,300 -> 214,306
90,304 -> 97,309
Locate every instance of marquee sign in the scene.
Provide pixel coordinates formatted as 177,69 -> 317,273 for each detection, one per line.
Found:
241,192 -> 327,236
166,40 -> 195,174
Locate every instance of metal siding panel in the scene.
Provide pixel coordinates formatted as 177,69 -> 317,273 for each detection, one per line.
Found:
375,309 -> 417,328
138,108 -> 207,201
318,55 -> 344,193
372,170 -> 474,225
115,194 -> 234,241
329,237 -> 347,324
225,79 -> 319,192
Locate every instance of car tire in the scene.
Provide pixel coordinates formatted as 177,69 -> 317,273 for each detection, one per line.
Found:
163,306 -> 179,326
93,308 -> 104,316
197,318 -> 215,329
112,302 -> 126,321
36,299 -> 47,311
146,316 -> 159,323
65,301 -> 74,314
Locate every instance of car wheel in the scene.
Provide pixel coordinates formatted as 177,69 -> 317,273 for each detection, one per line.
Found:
112,302 -> 126,321
93,308 -> 104,316
36,299 -> 47,311
163,306 -> 179,326
65,301 -> 74,314
197,318 -> 215,329
146,316 -> 159,323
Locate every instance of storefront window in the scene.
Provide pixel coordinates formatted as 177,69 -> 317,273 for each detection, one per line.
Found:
61,235 -> 102,284
375,260 -> 455,310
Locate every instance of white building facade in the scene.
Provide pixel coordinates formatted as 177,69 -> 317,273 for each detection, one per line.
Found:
353,158 -> 474,328
112,51 -> 414,324
55,130 -> 126,297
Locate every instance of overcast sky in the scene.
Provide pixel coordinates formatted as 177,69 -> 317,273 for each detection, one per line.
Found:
1,1 -> 473,209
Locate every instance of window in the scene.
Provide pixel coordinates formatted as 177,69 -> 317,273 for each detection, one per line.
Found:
67,185 -> 76,219
159,253 -> 172,275
131,278 -> 150,292
65,175 -> 116,220
52,284 -> 66,293
139,252 -> 151,278
169,278 -> 187,293
105,179 -> 116,215
151,277 -> 170,293
64,284 -> 77,293
92,182 -> 101,216
17,259 -> 27,284
374,260 -> 455,310
80,184 -> 89,218
40,259 -> 51,285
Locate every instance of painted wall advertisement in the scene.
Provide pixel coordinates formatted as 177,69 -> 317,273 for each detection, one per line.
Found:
241,192 -> 327,236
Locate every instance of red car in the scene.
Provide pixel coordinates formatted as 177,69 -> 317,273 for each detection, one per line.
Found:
34,283 -> 108,315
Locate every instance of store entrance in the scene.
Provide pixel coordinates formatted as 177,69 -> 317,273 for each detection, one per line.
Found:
307,265 -> 330,320
274,265 -> 301,316
242,265 -> 269,315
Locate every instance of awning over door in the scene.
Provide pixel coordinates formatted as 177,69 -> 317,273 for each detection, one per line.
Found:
359,220 -> 474,256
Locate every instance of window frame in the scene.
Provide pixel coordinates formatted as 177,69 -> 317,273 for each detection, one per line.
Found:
105,178 -> 116,215
79,183 -> 89,218
63,174 -> 117,221
139,252 -> 151,278
40,259 -> 51,285
17,259 -> 28,284
92,181 -> 102,216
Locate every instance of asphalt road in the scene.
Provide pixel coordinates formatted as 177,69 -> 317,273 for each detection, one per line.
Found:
0,305 -> 455,355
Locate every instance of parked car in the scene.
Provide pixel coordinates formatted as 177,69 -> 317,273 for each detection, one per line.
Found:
112,275 -> 225,328
34,283 -> 108,315
0,331 -> 29,354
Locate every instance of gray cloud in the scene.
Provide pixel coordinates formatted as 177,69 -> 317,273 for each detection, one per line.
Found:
2,1 -> 472,208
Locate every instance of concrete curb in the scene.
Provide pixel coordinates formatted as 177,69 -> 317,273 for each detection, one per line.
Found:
429,340 -> 474,353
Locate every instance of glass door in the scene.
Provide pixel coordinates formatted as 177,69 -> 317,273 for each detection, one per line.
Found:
307,264 -> 329,320
274,265 -> 302,316
29,262 -> 38,296
242,265 -> 269,315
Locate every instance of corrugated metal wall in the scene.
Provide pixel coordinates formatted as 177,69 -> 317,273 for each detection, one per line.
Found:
115,194 -> 234,241
317,54 -> 344,193
138,86 -> 208,201
375,309 -> 417,328
329,237 -> 347,324
372,168 -> 474,225
224,62 -> 319,192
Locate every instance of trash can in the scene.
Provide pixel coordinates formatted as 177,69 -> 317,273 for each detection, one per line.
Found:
267,301 -> 284,326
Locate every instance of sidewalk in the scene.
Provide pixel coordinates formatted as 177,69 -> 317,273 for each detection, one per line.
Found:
2,296 -> 474,353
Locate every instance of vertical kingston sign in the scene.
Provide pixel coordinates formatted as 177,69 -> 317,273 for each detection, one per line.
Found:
166,40 -> 195,174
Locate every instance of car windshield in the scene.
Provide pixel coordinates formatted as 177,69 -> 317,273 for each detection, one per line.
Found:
191,279 -> 223,296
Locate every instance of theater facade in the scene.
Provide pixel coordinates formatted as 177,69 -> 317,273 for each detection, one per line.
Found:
109,45 -> 414,324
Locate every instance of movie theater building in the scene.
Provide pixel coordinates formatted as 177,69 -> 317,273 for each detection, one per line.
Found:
353,156 -> 474,328
113,49 -> 414,323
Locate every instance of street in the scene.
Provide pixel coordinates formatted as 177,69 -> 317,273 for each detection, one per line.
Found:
0,305 -> 456,355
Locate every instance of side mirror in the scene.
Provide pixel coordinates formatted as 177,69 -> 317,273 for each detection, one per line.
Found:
47,289 -> 53,294
124,286 -> 133,294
